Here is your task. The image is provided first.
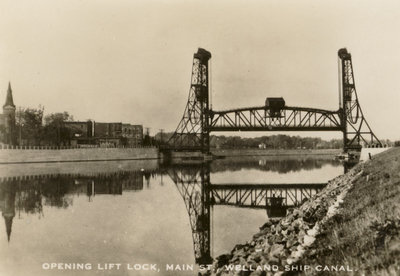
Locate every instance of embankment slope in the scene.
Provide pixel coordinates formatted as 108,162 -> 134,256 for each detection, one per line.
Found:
298,147 -> 400,275
209,147 -> 400,275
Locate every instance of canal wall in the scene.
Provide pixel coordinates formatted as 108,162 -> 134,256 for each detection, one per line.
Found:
0,147 -> 159,164
0,159 -> 159,178
208,147 -> 400,275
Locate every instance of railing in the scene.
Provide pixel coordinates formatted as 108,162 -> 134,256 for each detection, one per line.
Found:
0,144 -> 157,150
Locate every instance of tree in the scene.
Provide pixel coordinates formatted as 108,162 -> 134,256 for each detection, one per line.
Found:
43,112 -> 74,146
16,107 -> 44,146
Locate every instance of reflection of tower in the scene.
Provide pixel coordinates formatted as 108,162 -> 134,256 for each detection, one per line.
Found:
143,171 -> 151,188
2,82 -> 16,145
0,182 -> 16,242
168,164 -> 212,265
86,180 -> 94,201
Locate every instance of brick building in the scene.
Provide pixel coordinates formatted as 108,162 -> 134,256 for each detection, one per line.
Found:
66,121 -> 143,147
122,124 -> 143,146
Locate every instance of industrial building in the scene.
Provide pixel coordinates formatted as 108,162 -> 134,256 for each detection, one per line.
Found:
122,124 -> 143,147
66,121 -> 143,147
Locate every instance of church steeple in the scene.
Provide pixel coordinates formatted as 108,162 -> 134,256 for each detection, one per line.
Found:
1,182 -> 16,243
3,215 -> 13,242
4,82 -> 15,108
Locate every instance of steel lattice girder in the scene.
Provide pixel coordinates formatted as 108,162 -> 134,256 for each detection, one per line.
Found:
209,106 -> 341,131
207,183 -> 325,208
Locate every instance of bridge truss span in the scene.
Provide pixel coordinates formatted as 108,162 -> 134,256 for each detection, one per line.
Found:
167,47 -> 382,153
209,106 -> 341,132
208,183 -> 325,208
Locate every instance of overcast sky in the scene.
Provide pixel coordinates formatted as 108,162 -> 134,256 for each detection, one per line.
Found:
0,0 -> 399,140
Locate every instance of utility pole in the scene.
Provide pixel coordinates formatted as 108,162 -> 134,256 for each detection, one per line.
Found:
145,127 -> 151,146
159,129 -> 164,145
18,107 -> 22,146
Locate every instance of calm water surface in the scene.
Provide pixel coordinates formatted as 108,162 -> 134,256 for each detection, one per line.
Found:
0,156 -> 343,276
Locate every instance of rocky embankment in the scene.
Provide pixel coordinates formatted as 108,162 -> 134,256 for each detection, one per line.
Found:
207,148 -> 400,276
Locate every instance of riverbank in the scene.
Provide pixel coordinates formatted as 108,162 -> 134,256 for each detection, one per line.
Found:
208,147 -> 399,275
0,147 -> 158,164
212,149 -> 341,157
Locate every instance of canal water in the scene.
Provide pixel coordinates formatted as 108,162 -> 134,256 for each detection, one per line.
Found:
0,156 -> 342,276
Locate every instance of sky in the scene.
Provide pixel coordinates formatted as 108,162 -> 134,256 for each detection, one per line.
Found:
0,0 -> 399,140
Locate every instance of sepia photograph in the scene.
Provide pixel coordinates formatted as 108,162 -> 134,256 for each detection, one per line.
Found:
0,0 -> 399,275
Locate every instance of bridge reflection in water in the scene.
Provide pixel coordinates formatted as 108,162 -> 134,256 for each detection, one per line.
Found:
166,163 -> 326,264
0,158 -> 337,267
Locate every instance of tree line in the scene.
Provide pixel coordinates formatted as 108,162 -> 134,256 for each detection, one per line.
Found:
16,107 -> 75,146
154,132 -> 342,149
154,132 -> 396,149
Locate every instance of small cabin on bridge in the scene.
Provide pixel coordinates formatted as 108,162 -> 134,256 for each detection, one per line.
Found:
265,97 -> 285,117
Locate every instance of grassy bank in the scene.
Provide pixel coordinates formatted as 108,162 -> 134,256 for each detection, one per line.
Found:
207,148 -> 398,276
299,147 -> 400,275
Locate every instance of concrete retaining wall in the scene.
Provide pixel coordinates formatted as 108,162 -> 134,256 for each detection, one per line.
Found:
0,147 -> 159,164
0,159 -> 159,178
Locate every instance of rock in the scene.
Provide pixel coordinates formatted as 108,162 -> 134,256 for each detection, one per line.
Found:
293,209 -> 303,219
291,218 -> 301,231
251,253 -> 262,263
250,271 -> 265,276
263,243 -> 271,254
285,237 -> 299,249
257,230 -> 267,239
233,244 -> 246,252
236,249 -> 250,259
298,229 -> 306,240
260,221 -> 273,230
281,220 -> 290,229
239,257 -> 248,266
232,255 -> 239,263
216,253 -> 232,267
269,244 -> 284,258
267,256 -> 280,265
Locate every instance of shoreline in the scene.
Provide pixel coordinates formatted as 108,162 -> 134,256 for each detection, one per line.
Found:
0,148 -> 341,164
212,149 -> 341,157
208,147 -> 398,275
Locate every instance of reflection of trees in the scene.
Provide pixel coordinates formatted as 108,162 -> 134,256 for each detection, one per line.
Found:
16,183 -> 43,214
0,170 -> 151,216
211,157 -> 340,174
41,177 -> 74,208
